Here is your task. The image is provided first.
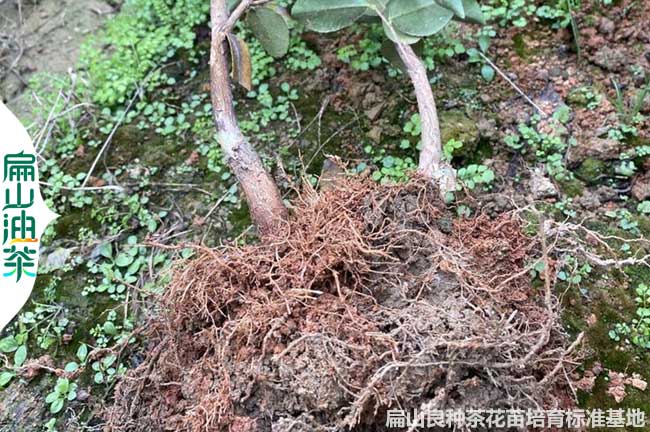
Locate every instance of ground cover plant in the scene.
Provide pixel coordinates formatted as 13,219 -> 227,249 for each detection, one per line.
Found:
0,0 -> 649,430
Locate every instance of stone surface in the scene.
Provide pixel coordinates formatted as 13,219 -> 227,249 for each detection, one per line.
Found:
568,137 -> 623,164
592,46 -> 628,72
632,171 -> 650,201
529,168 -> 558,199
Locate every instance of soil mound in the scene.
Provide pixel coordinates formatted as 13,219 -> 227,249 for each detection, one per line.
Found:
105,178 -> 574,431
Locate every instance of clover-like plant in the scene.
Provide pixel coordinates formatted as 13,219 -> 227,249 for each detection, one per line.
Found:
292,0 -> 485,197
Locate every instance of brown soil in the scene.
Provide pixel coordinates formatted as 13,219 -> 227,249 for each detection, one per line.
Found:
0,0 -> 120,118
104,178 -> 576,431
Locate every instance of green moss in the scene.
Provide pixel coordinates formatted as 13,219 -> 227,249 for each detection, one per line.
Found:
624,264 -> 650,287
636,215 -> 650,236
557,177 -> 585,197
54,210 -> 100,238
575,157 -> 606,184
563,262 -> 650,414
440,110 -> 480,156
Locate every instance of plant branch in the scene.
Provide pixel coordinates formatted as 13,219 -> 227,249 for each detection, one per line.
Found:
394,41 -> 456,196
477,51 -> 547,118
210,0 -> 287,234
218,0 -> 272,34
370,4 -> 456,196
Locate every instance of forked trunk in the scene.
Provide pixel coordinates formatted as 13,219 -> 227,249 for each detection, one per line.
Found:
209,0 -> 287,234
394,42 -> 456,197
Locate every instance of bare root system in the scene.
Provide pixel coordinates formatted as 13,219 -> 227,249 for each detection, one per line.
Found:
105,178 -> 578,432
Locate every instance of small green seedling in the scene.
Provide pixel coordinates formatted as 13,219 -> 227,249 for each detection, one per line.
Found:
45,378 -> 78,414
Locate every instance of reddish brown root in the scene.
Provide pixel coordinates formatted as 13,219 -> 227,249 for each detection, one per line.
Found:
104,177 -> 578,432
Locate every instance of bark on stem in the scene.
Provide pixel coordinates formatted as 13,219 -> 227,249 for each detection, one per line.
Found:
394,42 -> 456,196
210,0 -> 287,234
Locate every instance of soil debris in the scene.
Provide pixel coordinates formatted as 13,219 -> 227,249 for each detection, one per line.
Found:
105,178 -> 577,431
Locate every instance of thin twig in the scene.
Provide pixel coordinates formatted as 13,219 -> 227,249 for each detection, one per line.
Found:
477,51 -> 548,118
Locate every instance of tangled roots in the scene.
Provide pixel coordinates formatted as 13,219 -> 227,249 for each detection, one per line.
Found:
105,178 -> 576,431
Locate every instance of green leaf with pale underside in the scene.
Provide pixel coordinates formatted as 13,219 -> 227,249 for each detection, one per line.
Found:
439,0 -> 465,18
457,0 -> 485,24
387,0 -> 454,37
247,6 -> 289,58
292,0 -> 370,33
382,20 -> 421,44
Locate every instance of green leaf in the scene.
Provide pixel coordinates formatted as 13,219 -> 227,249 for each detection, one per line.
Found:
103,322 -> 117,336
457,0 -> 485,24
77,344 -> 88,362
55,378 -> 69,394
114,253 -> 134,268
102,354 -> 117,368
50,398 -> 64,414
382,20 -> 420,44
65,362 -> 79,373
99,243 -> 113,259
368,0 -> 390,11
478,35 -> 490,53
226,33 -> 253,91
292,0 -> 370,33
439,0 -> 465,18
387,0 -> 454,37
0,336 -> 18,353
14,345 -> 27,367
381,39 -> 424,72
247,6 -> 289,58
45,392 -> 59,404
481,64 -> 495,82
481,169 -> 495,183
0,371 -> 14,387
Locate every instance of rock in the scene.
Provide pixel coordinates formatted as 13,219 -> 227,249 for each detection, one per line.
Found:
598,17 -> 615,35
529,168 -> 558,199
592,46 -> 627,71
575,189 -> 601,210
479,93 -> 492,104
574,372 -> 597,392
549,67 -> 563,78
367,126 -> 382,143
476,117 -> 499,141
43,247 -> 73,271
632,171 -> 650,201
631,374 -> 648,391
364,103 -> 384,122
185,151 -> 200,166
76,389 -> 91,402
575,157 -> 607,184
607,371 -> 627,403
568,137 -> 622,164
586,313 -> 597,326
439,110 -> 480,156
319,157 -> 346,192
595,185 -> 619,203
87,176 -> 106,187
592,362 -> 604,376
604,371 -> 648,404
535,68 -> 550,81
